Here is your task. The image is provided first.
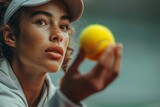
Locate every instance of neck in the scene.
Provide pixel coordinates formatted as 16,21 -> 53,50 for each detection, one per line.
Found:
10,58 -> 47,107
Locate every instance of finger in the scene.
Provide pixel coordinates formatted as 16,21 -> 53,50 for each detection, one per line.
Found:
103,44 -> 123,84
98,45 -> 114,70
89,45 -> 114,77
111,43 -> 123,76
85,45 -> 117,91
92,44 -> 122,87
68,49 -> 85,73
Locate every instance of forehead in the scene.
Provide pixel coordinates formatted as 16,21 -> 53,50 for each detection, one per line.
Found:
24,0 -> 69,17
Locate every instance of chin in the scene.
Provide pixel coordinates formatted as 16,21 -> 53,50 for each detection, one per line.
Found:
45,62 -> 62,73
48,66 -> 61,73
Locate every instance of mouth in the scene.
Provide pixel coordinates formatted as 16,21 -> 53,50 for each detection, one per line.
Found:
45,46 -> 64,59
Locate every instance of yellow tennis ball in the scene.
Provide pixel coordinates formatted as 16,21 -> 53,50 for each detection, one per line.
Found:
79,24 -> 115,61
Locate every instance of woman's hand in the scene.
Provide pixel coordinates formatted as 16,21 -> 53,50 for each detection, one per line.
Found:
60,44 -> 123,103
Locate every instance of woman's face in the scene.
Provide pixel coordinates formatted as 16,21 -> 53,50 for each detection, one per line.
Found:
14,0 -> 70,73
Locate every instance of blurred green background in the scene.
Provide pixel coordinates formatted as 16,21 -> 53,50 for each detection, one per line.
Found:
50,0 -> 160,107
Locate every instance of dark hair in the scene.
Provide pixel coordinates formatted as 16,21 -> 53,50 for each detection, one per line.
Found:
0,0 -> 24,62
0,0 -> 74,72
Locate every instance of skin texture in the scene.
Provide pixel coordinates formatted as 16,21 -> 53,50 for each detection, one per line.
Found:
3,0 -> 123,107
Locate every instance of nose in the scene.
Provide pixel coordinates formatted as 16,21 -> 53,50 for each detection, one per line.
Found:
50,27 -> 63,43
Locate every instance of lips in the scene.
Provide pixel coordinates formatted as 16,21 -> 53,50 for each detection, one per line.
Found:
45,46 -> 64,59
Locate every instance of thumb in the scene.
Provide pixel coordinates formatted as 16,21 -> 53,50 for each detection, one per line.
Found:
68,49 -> 85,74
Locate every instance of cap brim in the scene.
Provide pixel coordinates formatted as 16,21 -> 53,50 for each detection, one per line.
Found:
23,0 -> 51,6
63,0 -> 84,22
24,0 -> 84,22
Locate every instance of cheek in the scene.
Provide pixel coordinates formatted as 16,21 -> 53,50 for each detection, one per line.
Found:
19,25 -> 48,49
19,20 -> 49,46
17,27 -> 48,67
63,37 -> 69,56
17,26 -> 48,62
21,30 -> 44,45
63,34 -> 70,51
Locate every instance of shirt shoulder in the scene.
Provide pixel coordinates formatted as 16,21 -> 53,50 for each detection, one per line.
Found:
0,68 -> 28,107
0,83 -> 27,107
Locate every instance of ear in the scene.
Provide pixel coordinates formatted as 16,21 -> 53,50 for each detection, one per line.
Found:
3,24 -> 16,48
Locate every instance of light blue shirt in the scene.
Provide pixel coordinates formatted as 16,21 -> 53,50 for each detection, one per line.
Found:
0,59 -> 86,107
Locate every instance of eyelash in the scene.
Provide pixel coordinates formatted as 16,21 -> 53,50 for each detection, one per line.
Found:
60,24 -> 70,32
35,19 -> 47,26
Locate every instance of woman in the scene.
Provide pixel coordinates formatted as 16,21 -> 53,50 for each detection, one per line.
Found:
0,0 -> 123,107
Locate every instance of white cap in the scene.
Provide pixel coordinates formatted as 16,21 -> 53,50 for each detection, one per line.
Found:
4,0 -> 84,24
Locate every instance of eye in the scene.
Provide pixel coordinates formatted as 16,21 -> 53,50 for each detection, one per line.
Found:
60,24 -> 70,32
35,19 -> 47,26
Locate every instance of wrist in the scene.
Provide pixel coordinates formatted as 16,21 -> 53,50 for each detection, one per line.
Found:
60,88 -> 81,104
58,89 -> 87,107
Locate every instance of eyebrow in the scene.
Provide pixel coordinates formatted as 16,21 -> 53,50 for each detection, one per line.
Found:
30,11 -> 52,18
30,10 -> 71,22
61,15 -> 71,22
